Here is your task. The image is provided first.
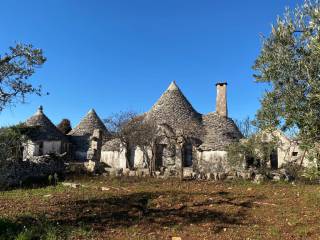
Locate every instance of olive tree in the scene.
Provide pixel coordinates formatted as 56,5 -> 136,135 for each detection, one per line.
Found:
253,0 -> 320,167
0,43 -> 46,112
0,43 -> 46,163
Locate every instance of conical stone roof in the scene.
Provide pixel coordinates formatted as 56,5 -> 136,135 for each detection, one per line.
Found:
69,109 -> 109,137
146,81 -> 242,151
147,81 -> 202,130
200,112 -> 242,151
25,106 -> 68,141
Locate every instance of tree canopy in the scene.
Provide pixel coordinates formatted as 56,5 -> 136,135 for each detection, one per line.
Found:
0,43 -> 46,112
253,0 -> 320,150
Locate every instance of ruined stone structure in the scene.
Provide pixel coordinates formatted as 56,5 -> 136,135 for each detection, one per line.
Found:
16,82 -> 319,181
258,129 -> 315,169
21,82 -> 242,175
0,154 -> 66,189
101,81 -> 242,174
68,109 -> 110,161
23,106 -> 70,159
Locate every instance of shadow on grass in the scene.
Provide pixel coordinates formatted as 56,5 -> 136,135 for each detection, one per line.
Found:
0,215 -> 92,240
51,190 -> 264,234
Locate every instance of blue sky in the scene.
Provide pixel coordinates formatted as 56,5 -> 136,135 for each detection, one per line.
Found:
0,0 -> 304,127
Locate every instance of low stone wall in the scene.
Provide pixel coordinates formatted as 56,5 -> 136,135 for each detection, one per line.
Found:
0,154 -> 66,189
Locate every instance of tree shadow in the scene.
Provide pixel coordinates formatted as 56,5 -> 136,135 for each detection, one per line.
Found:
50,190 -> 264,233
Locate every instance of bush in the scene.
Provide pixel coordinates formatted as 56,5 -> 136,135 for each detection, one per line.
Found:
227,133 -> 279,174
281,162 -> 303,181
303,166 -> 320,182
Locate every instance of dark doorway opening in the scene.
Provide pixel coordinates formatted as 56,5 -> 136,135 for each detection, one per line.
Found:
270,150 -> 278,169
155,144 -> 165,170
38,142 -> 44,156
183,144 -> 193,167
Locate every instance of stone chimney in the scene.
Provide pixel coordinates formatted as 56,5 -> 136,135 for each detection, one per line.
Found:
215,82 -> 228,117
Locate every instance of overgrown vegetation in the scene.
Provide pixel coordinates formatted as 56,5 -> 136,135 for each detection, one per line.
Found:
253,0 -> 320,167
104,111 -> 204,177
0,125 -> 25,163
227,131 -> 279,172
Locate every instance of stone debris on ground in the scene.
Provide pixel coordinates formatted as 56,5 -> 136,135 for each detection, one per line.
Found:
62,182 -> 82,188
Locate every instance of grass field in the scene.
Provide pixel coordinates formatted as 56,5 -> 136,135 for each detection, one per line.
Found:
0,176 -> 319,240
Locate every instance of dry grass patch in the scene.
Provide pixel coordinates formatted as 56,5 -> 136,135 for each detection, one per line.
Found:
0,176 -> 319,239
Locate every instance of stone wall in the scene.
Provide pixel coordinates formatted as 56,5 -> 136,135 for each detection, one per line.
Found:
0,154 -> 66,189
197,150 -> 230,173
132,147 -> 147,168
101,150 -> 127,169
23,140 -> 62,158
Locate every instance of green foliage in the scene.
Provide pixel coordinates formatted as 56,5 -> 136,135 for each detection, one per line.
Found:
303,165 -> 320,180
0,125 -> 25,162
282,162 -> 303,180
227,132 -> 279,172
0,124 -> 39,163
253,0 -> 320,152
0,43 -> 46,112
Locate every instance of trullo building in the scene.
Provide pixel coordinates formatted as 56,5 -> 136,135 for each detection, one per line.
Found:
22,106 -> 70,159
101,81 -> 242,174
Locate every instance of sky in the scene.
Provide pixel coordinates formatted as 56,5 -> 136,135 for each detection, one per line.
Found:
0,0 -> 304,127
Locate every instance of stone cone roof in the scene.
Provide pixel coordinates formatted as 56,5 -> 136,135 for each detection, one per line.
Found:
25,106 -> 68,141
69,109 -> 109,137
200,112 -> 242,151
147,81 -> 202,129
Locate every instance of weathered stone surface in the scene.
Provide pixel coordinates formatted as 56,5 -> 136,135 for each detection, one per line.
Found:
68,109 -> 110,159
84,160 -> 96,173
272,174 -> 281,181
213,172 -> 219,181
146,81 -> 202,131
115,168 -> 123,177
129,170 -> 136,177
62,182 -> 80,188
123,169 -> 130,176
218,173 -> 226,180
216,83 -> 227,117
69,109 -> 109,138
0,154 -> 66,189
183,167 -> 193,178
253,174 -> 265,184
206,172 -> 213,180
25,106 -> 69,142
172,237 -> 182,240
137,169 -> 149,177
226,175 -> 236,180
104,168 -> 116,177
101,187 -> 110,191
200,113 -> 242,151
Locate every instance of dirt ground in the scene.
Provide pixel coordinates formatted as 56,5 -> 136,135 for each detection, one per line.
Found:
0,176 -> 319,240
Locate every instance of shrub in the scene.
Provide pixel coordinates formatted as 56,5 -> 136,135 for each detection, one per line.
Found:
303,166 -> 320,182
